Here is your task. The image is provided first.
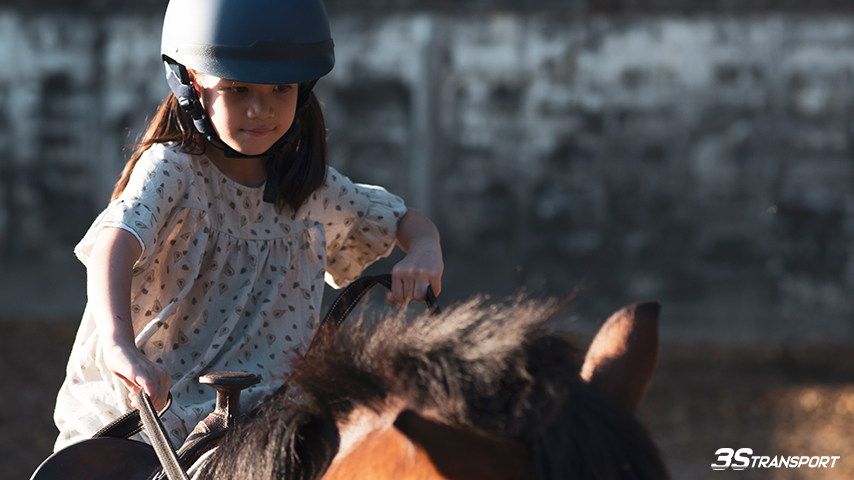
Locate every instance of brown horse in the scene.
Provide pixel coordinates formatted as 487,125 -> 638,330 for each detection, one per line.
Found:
192,297 -> 668,480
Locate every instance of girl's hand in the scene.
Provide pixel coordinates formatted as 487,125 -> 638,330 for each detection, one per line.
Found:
104,344 -> 172,412
387,241 -> 444,307
387,208 -> 443,307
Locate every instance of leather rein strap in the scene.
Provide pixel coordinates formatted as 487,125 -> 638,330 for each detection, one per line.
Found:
136,390 -> 190,480
310,273 -> 441,350
94,392 -> 173,439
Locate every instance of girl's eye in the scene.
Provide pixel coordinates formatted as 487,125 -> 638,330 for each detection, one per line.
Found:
274,85 -> 293,93
225,86 -> 248,94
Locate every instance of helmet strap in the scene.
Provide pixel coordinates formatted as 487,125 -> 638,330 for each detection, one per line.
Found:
164,61 -> 318,204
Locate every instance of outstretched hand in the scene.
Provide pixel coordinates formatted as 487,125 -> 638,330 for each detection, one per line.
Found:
104,344 -> 172,412
387,247 -> 443,307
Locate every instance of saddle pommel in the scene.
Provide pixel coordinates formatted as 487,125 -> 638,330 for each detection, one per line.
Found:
199,372 -> 261,429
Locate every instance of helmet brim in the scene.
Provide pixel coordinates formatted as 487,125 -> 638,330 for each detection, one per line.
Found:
164,39 -> 334,85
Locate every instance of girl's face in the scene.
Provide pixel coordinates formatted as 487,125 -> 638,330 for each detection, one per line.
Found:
192,71 -> 299,156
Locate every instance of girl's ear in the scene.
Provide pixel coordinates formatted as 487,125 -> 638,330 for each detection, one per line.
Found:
186,69 -> 204,104
187,68 -> 201,91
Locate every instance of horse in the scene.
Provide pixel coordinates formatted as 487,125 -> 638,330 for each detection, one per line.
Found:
189,295 -> 669,480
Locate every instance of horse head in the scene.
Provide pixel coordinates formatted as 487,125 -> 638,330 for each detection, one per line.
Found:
196,297 -> 669,480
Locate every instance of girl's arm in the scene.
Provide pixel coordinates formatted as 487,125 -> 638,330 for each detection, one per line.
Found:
88,227 -> 171,411
387,208 -> 444,307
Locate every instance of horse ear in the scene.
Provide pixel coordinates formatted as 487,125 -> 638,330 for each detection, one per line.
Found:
580,301 -> 660,414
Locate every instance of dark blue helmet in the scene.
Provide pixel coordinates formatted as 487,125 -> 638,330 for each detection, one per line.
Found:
161,0 -> 335,84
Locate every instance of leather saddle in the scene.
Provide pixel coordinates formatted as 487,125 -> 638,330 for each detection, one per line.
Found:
30,371 -> 258,480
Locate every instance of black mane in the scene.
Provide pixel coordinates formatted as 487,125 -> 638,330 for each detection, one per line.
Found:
198,297 -> 669,479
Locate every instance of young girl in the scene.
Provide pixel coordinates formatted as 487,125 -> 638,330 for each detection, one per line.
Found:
53,0 -> 443,450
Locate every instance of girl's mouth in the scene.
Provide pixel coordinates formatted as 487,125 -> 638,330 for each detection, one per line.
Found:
243,128 -> 273,137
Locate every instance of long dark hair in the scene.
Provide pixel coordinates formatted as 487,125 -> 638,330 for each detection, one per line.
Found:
113,86 -> 328,213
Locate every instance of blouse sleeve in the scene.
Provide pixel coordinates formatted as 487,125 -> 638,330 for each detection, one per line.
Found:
74,144 -> 192,269
318,167 -> 407,288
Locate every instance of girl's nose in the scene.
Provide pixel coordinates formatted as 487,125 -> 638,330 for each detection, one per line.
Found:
247,93 -> 275,119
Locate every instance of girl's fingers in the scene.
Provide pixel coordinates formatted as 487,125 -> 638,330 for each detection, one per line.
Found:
105,346 -> 171,410
131,371 -> 170,411
430,274 -> 442,297
393,273 -> 434,303
134,374 -> 153,408
390,252 -> 443,305
388,276 -> 405,307
149,391 -> 167,412
147,372 -> 172,411
413,277 -> 429,301
402,276 -> 415,304
115,374 -> 143,408
113,372 -> 136,393
125,380 -> 142,408
156,372 -> 172,411
389,272 -> 424,306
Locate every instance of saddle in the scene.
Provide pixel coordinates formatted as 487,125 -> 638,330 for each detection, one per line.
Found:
30,274 -> 439,480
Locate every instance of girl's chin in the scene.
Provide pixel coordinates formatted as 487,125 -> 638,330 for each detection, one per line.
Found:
237,149 -> 270,157
221,142 -> 275,157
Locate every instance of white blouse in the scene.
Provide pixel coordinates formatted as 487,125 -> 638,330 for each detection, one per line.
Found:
54,143 -> 406,450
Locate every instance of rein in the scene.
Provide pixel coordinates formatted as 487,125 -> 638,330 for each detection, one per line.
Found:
135,391 -> 189,480
311,273 -> 441,350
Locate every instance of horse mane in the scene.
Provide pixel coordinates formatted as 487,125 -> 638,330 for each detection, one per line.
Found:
198,297 -> 669,479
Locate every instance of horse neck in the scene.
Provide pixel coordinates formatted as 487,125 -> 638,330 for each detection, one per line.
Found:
330,396 -> 408,462
320,399 -> 531,480
321,397 -> 409,480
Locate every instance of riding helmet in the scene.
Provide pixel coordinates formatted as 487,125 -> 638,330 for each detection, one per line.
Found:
160,0 -> 335,85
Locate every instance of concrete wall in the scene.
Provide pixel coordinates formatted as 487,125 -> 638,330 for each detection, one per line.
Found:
1,3 -> 852,340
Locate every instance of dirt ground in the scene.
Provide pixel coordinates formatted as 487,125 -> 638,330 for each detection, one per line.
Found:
3,317 -> 853,479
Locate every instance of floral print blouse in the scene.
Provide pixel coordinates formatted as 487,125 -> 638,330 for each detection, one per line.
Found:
53,143 -> 406,450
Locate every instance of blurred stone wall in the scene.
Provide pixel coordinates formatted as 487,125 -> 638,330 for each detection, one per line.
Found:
1,1 -> 852,339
